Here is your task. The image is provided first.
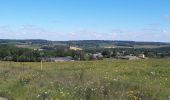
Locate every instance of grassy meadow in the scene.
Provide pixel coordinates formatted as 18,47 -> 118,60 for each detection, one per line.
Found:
0,59 -> 170,100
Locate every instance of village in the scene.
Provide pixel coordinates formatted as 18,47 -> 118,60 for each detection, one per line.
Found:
41,52 -> 146,62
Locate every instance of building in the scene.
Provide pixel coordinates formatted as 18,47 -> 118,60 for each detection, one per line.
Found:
92,53 -> 103,60
38,49 -> 44,51
138,54 -> 145,59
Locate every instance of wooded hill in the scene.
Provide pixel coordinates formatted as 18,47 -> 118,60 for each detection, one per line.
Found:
0,39 -> 169,49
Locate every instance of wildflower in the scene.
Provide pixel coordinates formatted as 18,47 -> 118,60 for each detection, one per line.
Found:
91,88 -> 95,91
150,71 -> 155,76
168,96 -> 170,99
127,91 -> 134,94
74,86 -> 78,90
37,94 -> 41,98
113,78 -> 118,81
104,76 -> 108,79
127,91 -> 134,97
60,91 -> 63,94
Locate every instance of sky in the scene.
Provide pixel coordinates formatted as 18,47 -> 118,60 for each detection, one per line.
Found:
0,0 -> 170,42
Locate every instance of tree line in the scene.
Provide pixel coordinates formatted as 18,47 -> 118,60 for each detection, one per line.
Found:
0,44 -> 170,62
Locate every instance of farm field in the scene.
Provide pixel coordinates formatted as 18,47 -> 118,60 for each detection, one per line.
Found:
15,44 -> 41,49
0,59 -> 170,100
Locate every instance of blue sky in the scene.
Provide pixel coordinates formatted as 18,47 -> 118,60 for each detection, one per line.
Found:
0,0 -> 170,42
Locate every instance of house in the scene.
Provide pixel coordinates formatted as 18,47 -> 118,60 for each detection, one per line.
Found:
38,49 -> 44,51
138,54 -> 145,59
92,53 -> 103,60
42,56 -> 74,62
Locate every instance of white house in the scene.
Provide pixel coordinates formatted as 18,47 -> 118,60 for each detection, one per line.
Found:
138,54 -> 145,59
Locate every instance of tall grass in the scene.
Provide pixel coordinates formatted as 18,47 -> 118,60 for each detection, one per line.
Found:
0,59 -> 170,100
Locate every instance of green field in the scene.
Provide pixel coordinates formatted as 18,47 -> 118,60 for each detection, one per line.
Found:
0,59 -> 170,100
15,44 -> 41,49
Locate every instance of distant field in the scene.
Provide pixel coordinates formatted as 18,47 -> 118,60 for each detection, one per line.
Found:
0,59 -> 170,100
103,45 -> 170,49
133,45 -> 170,49
69,46 -> 83,51
15,44 -> 41,49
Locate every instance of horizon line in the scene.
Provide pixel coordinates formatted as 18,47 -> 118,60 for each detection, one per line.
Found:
0,38 -> 169,43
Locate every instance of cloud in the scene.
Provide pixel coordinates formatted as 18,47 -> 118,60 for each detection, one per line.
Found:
68,28 -> 170,42
109,27 -> 170,42
0,25 -> 169,42
0,25 -> 19,36
0,25 -> 66,40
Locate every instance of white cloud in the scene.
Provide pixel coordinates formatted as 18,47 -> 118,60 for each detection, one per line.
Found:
0,25 -> 66,40
0,25 -> 169,42
109,28 -> 170,42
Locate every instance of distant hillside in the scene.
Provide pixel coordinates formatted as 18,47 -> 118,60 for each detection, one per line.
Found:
0,39 -> 49,44
0,39 -> 170,49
